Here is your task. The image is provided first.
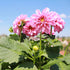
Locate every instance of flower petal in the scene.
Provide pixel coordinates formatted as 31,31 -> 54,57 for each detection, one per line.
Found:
42,8 -> 50,14
36,9 -> 41,15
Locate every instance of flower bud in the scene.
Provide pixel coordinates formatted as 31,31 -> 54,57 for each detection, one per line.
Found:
33,46 -> 39,51
9,27 -> 13,32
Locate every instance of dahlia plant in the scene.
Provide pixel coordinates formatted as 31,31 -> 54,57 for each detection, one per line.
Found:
0,8 -> 70,70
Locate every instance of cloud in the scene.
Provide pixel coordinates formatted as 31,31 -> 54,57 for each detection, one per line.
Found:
60,14 -> 70,19
60,14 -> 67,18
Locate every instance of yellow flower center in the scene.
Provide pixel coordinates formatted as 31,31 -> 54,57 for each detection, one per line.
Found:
41,18 -> 44,22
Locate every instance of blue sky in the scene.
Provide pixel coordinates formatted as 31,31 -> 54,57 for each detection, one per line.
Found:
0,0 -> 70,37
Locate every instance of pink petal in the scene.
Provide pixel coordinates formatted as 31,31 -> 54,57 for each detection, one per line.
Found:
42,8 -> 50,14
36,9 -> 41,15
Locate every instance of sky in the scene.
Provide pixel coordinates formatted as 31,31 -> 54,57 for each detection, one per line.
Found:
0,0 -> 70,37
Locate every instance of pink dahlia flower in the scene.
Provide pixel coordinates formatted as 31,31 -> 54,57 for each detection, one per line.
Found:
49,11 -> 65,33
31,8 -> 51,34
54,18 -> 65,33
13,14 -> 29,35
23,21 -> 39,37
13,23 -> 22,35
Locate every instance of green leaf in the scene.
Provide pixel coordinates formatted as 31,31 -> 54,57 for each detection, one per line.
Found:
50,64 -> 59,70
43,69 -> 50,70
64,54 -> 70,64
42,58 -> 70,70
9,34 -> 19,41
64,43 -> 70,55
47,38 -> 53,44
41,53 -> 48,58
0,37 -> 22,53
47,38 -> 62,49
0,37 -> 31,54
66,65 -> 70,70
0,46 -> 20,63
42,59 -> 61,69
24,38 -> 32,49
14,61 -> 38,70
50,62 -> 66,70
1,62 -> 10,70
57,62 -> 70,70
0,63 -> 1,70
0,37 -> 31,63
46,47 -> 59,58
53,41 -> 62,47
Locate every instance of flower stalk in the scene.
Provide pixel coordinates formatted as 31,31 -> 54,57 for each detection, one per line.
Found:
40,31 -> 42,51
50,25 -> 52,35
39,31 -> 42,69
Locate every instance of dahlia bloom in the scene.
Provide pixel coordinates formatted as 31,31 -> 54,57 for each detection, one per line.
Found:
49,11 -> 65,33
54,19 -> 65,33
13,14 -> 29,35
31,8 -> 51,34
23,21 -> 39,37
13,24 -> 21,35
13,8 -> 65,36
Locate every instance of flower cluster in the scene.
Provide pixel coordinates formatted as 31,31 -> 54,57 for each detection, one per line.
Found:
13,8 -> 65,37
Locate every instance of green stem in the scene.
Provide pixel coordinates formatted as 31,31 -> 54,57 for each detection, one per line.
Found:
40,31 -> 42,51
27,56 -> 33,61
19,33 -> 22,42
50,25 -> 52,35
33,52 -> 36,64
19,26 -> 23,42
39,31 -> 42,69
